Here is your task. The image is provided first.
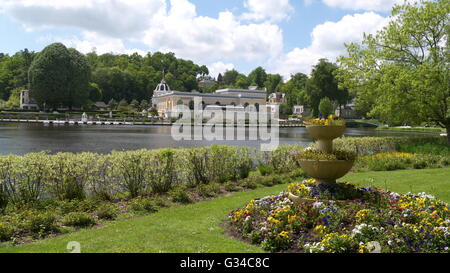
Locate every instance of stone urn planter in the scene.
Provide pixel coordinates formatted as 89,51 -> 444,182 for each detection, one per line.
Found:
289,122 -> 355,202
306,125 -> 345,153
294,124 -> 355,185
296,159 -> 354,184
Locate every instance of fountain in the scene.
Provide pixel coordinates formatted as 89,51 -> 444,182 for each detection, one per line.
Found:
289,117 -> 355,201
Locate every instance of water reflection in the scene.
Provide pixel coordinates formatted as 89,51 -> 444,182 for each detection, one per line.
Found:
0,122 -> 439,155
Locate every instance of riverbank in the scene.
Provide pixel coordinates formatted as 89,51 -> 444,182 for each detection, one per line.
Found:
377,126 -> 446,134
0,118 -> 305,128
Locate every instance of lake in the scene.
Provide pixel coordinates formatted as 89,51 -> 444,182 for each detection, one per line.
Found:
0,122 -> 439,155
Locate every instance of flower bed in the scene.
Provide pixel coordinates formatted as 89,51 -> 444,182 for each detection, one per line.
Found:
304,115 -> 345,126
294,149 -> 357,161
228,179 -> 450,253
354,152 -> 449,171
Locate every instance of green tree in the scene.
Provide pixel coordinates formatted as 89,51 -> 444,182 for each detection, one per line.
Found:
130,99 -> 140,110
149,107 -> 158,116
235,74 -> 250,89
280,73 -> 310,111
223,69 -> 239,86
108,99 -> 118,110
88,82 -> 102,102
28,43 -> 90,109
306,59 -> 349,117
0,49 -> 36,100
318,97 -> 335,117
264,74 -> 283,93
248,66 -> 267,89
338,0 -> 450,142
140,99 -> 149,111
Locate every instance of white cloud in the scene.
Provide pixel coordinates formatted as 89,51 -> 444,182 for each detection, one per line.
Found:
0,0 -> 166,39
45,32 -> 147,56
143,0 -> 284,63
322,0 -> 404,12
207,62 -> 235,78
1,0 -> 284,70
272,12 -> 390,78
241,0 -> 294,22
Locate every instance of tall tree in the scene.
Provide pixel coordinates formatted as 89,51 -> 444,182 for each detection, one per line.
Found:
306,59 -> 349,117
280,72 -> 310,111
264,74 -> 283,93
338,0 -> 450,142
29,43 -> 90,109
222,69 -> 240,86
248,66 -> 267,89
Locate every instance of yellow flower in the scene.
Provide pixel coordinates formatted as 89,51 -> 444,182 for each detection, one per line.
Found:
314,225 -> 327,235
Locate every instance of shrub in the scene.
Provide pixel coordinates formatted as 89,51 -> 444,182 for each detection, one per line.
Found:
26,211 -> 58,234
241,178 -> 258,189
355,152 -> 446,171
110,150 -> 149,198
258,176 -> 274,187
147,149 -> 177,194
95,203 -> 118,220
258,145 -> 304,174
234,147 -> 254,180
0,221 -> 14,242
257,165 -> 274,176
197,183 -> 221,198
0,184 -> 7,214
224,182 -> 240,192
169,187 -> 192,204
185,148 -> 209,186
396,143 -> 450,156
61,212 -> 96,227
85,153 -> 115,200
0,152 -> 50,206
47,153 -> 89,200
128,197 -> 158,213
331,136 -> 445,156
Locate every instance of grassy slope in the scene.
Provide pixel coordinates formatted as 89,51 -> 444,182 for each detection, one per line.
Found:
1,168 -> 449,253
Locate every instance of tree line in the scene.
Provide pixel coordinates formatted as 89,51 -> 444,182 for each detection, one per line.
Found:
0,43 -> 351,116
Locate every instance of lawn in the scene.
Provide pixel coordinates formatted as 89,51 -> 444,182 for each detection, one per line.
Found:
1,168 -> 449,253
343,168 -> 450,202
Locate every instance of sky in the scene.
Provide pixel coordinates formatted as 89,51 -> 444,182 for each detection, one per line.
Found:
0,0 -> 404,79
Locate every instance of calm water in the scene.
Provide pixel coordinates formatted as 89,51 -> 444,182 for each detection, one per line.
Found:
0,122 -> 439,155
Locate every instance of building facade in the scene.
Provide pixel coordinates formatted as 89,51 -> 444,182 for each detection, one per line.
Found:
152,79 -> 267,118
293,105 -> 311,117
20,90 -> 39,110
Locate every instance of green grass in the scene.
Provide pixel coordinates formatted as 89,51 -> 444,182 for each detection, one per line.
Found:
0,185 -> 287,253
1,168 -> 449,253
376,126 -> 445,133
343,168 -> 450,202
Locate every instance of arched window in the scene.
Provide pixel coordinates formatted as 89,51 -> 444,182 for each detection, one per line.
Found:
215,101 -> 221,106
255,103 -> 260,112
177,99 -> 183,105
231,102 -> 236,106
243,102 -> 249,108
189,100 -> 195,110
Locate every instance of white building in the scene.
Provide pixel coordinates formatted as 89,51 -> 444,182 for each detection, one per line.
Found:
20,90 -> 39,110
293,105 -> 311,117
152,79 -> 267,118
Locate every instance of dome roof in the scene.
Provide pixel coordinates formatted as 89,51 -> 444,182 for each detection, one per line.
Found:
155,79 -> 171,93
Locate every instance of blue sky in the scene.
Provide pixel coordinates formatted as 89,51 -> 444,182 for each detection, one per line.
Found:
0,0 -> 400,78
